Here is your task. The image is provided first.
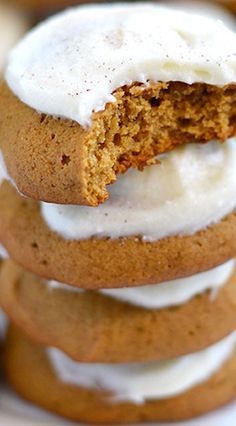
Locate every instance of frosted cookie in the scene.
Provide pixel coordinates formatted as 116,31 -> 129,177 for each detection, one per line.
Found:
1,259 -> 236,363
5,325 -> 236,423
0,4 -> 29,71
2,4 -> 236,205
1,140 -> 236,288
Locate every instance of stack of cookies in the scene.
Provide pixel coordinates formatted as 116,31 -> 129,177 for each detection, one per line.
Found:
0,3 -> 236,423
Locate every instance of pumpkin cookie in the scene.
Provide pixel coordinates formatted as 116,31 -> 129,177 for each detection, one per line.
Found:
1,181 -> 236,288
2,4 -> 236,205
5,325 -> 236,423
1,259 -> 236,363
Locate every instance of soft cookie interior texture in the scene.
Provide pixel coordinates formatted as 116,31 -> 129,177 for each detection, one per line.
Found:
3,3 -> 236,205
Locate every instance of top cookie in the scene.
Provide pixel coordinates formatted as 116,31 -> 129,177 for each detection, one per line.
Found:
2,3 -> 236,205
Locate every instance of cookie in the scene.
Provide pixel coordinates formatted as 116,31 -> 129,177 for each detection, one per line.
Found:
2,81 -> 236,207
5,325 -> 236,423
1,181 -> 236,288
2,4 -> 236,205
1,259 -> 236,362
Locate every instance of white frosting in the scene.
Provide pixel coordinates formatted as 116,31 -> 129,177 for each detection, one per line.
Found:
0,150 -> 23,192
0,4 -> 28,71
5,3 -> 236,127
0,244 -> 8,260
48,331 -> 236,403
47,259 -> 235,309
100,260 -> 235,308
0,152 -> 10,186
168,1 -> 236,29
41,139 -> 236,241
48,280 -> 83,293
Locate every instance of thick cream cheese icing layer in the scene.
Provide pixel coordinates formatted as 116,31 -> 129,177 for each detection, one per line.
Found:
41,140 -> 236,241
100,259 -> 235,308
48,332 -> 236,403
5,3 -> 236,126
47,259 -> 235,309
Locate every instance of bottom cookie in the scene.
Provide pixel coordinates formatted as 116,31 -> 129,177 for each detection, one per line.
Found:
5,325 -> 236,424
